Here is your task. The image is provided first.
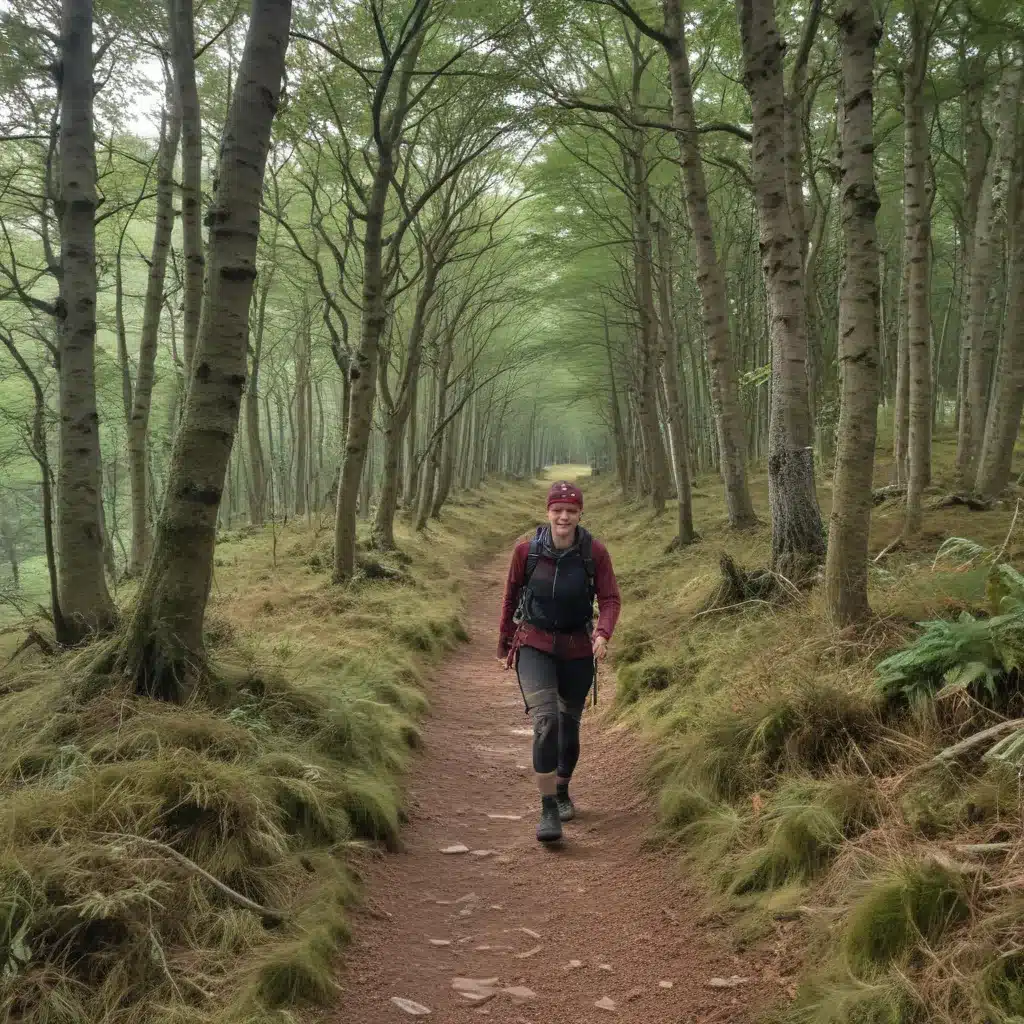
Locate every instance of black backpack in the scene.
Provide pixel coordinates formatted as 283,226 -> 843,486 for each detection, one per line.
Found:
514,527 -> 597,629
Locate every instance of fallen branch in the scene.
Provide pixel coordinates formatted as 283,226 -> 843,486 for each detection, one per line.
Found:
928,493 -> 995,512
954,842 -> 1015,856
4,628 -> 56,664
99,832 -> 288,923
931,718 -> 1024,764
873,537 -> 905,562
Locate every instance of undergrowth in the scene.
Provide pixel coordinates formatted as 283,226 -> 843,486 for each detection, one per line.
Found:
586,434 -> 1024,1024
0,479 -> 537,1024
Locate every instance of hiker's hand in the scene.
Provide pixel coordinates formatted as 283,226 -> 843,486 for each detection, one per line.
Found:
593,635 -> 608,662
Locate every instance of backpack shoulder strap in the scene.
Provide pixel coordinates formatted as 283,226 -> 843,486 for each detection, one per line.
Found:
523,530 -> 544,586
579,530 -> 596,598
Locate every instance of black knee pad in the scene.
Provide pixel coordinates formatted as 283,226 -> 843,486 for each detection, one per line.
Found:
532,711 -> 559,774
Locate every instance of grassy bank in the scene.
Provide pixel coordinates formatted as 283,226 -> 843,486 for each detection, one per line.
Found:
584,435 -> 1024,1024
0,479 -> 539,1024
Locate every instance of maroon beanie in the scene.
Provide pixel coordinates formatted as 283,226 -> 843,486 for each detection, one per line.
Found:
547,481 -> 583,510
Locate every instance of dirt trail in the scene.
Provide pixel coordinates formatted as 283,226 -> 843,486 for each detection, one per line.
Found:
331,554 -> 766,1023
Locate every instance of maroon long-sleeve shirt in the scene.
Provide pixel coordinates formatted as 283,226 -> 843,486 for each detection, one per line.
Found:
497,534 -> 621,661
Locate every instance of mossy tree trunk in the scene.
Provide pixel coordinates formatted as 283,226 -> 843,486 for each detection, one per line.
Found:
662,0 -> 757,529
902,1 -> 933,538
169,0 -> 204,377
956,64 -> 1021,487
55,0 -> 117,643
118,0 -> 293,701
737,0 -> 825,581
976,91 -> 1024,499
128,70 -> 181,574
825,0 -> 882,625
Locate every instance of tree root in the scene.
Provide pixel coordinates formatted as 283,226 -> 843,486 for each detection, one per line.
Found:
695,554 -> 796,616
664,533 -> 701,554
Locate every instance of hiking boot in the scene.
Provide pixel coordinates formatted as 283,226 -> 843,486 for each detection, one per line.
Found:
536,796 -> 563,842
555,786 -> 575,822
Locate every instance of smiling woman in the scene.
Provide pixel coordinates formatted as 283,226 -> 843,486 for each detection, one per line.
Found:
497,480 -> 621,842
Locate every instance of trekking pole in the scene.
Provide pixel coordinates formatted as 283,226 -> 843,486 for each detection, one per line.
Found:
592,655 -> 598,708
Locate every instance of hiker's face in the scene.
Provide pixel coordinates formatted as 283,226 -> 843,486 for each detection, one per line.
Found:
547,503 -> 581,540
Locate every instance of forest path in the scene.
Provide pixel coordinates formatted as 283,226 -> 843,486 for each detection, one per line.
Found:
329,552 -> 767,1023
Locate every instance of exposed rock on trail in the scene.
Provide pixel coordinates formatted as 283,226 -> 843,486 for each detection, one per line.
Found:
331,554 -> 764,1022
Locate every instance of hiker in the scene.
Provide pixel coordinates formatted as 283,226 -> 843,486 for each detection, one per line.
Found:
497,480 -> 621,842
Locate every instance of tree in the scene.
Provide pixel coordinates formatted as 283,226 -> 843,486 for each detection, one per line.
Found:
124,65 -> 181,574
115,0 -> 293,700
169,0 -> 204,375
975,69 -> 1024,499
737,0 -> 825,580
825,0 -> 882,625
901,0 -> 934,537
54,0 -> 117,641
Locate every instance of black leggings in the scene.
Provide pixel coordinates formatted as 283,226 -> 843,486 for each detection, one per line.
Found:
516,645 -> 595,779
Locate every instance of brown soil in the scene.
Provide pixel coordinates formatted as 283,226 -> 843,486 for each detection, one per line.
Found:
329,555 -> 774,1023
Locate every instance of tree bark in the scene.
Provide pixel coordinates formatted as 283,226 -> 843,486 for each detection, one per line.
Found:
738,0 -> 825,581
655,221 -> 696,545
55,0 -> 116,642
631,148 -> 670,512
373,250 -> 437,548
333,31 -> 425,580
245,265 -> 272,526
129,76 -> 181,573
118,0 -> 292,700
169,0 -> 204,375
416,332 -> 453,531
825,0 -> 882,625
431,411 -> 458,517
893,247 -> 911,483
662,0 -> 756,528
902,3 -> 933,538
956,64 -> 1021,486
294,315 -> 310,517
976,102 -> 1024,498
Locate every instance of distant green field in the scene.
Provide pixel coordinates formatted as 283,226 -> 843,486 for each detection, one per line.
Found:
0,554 -> 50,627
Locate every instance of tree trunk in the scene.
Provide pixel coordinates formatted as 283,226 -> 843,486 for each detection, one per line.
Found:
373,251 -> 436,548
738,0 -> 825,580
294,317 -> 310,517
893,245 -> 911,482
431,413 -> 458,517
663,0 -> 756,528
655,221 -> 696,545
245,271 -> 271,526
605,316 -> 630,496
333,32 -> 424,580
117,0 -> 292,700
631,149 -> 670,512
128,78 -> 181,573
55,0 -> 116,642
902,4 -> 933,537
976,108 -> 1024,498
169,0 -> 203,375
956,64 -> 1021,486
403,373 -> 419,506
825,0 -> 881,625
416,337 -> 453,531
